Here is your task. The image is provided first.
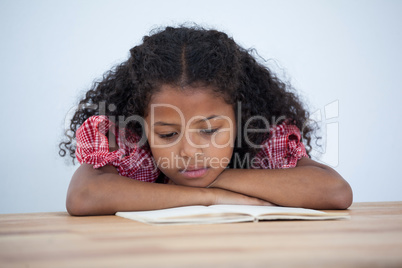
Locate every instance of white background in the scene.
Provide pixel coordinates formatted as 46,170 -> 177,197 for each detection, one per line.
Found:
0,0 -> 401,213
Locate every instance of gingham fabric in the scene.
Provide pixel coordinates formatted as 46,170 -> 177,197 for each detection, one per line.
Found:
253,122 -> 309,169
75,115 -> 160,182
75,116 -> 308,182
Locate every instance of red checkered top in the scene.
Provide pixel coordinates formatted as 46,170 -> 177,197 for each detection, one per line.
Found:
253,122 -> 309,169
75,116 -> 308,182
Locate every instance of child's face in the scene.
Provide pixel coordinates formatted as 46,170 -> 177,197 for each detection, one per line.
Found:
145,85 -> 236,187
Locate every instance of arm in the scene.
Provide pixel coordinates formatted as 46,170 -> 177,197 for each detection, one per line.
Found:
66,163 -> 271,216
208,157 -> 353,210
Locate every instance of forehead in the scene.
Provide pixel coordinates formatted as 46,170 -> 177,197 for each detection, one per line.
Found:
147,85 -> 234,121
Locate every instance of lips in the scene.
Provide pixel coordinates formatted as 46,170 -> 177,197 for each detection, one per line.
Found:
180,166 -> 206,172
179,167 -> 209,178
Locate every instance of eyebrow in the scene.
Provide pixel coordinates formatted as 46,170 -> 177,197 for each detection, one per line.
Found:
153,115 -> 222,126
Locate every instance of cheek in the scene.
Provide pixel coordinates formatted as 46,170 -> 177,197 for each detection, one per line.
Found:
151,148 -> 173,162
207,136 -> 235,160
151,148 -> 176,175
211,129 -> 236,148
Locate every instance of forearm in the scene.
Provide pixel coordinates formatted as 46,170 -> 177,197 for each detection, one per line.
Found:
66,164 -> 213,216
210,159 -> 353,210
66,164 -> 270,216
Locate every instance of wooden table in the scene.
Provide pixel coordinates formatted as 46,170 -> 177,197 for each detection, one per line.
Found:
1,202 -> 401,267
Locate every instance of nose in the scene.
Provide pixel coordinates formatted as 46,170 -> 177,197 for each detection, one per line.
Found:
179,131 -> 203,158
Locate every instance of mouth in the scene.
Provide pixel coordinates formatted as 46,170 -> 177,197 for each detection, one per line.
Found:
179,167 -> 209,178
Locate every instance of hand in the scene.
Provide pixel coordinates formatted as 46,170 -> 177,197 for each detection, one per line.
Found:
209,188 -> 274,206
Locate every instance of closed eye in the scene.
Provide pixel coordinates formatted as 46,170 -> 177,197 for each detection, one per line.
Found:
158,132 -> 178,139
200,128 -> 219,135
158,128 -> 218,139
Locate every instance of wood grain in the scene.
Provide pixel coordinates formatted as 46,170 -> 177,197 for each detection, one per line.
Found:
1,202 -> 401,267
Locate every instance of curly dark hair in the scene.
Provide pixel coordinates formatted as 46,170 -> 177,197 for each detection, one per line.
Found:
59,25 -> 314,167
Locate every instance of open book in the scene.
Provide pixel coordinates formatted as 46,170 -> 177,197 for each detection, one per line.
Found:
115,205 -> 350,225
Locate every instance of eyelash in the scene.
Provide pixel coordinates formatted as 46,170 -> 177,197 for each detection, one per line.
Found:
158,128 -> 219,139
200,128 -> 219,135
158,132 -> 178,139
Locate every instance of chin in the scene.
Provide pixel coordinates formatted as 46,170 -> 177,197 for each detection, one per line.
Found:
167,169 -> 217,188
179,180 -> 209,188
171,177 -> 212,188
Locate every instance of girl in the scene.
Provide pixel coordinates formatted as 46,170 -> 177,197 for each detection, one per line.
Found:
59,26 -> 353,216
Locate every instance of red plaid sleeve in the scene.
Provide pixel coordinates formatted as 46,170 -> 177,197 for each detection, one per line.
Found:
75,115 -> 159,182
253,121 -> 308,169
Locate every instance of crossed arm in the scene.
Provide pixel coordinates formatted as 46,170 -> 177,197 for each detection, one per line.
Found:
66,157 -> 352,216
209,157 -> 353,210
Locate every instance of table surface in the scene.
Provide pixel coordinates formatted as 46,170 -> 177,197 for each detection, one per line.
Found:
1,202 -> 402,268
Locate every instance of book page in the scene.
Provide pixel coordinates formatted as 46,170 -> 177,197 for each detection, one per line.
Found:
116,205 -> 350,225
116,206 -> 254,224
209,205 -> 349,220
